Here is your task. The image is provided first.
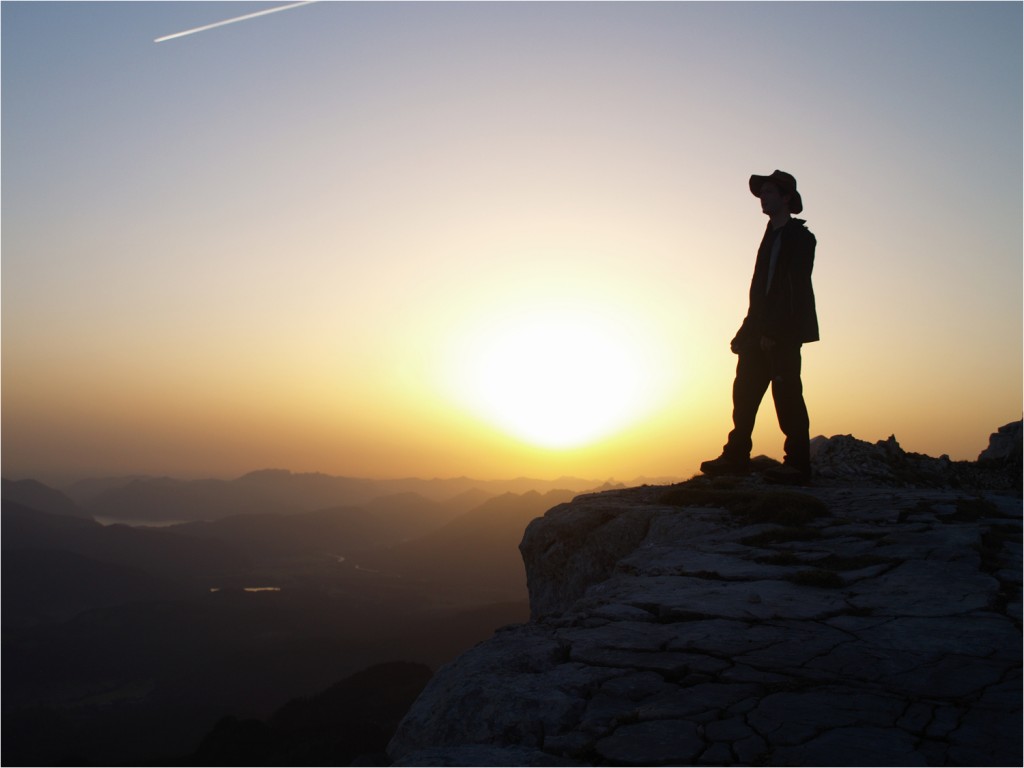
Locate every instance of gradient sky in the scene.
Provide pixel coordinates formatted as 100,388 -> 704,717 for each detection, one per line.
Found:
3,1 -> 1021,484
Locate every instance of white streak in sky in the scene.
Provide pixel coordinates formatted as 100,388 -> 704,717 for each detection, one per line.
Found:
154,1 -> 316,43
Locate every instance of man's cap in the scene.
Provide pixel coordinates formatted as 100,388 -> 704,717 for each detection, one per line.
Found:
749,170 -> 803,214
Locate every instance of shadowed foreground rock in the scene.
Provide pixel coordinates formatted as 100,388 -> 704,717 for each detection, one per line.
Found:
388,433 -> 1022,766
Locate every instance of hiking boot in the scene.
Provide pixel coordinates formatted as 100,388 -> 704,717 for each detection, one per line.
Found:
700,454 -> 752,475
763,464 -> 811,486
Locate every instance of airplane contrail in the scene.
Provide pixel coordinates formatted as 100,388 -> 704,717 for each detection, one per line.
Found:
154,1 -> 317,43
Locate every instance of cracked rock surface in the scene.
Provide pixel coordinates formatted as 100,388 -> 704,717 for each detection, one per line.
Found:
388,477 -> 1021,766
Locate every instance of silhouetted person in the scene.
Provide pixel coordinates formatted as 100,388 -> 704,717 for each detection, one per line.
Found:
701,170 -> 818,484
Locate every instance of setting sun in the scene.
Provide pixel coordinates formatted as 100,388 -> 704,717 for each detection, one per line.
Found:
444,305 -> 663,449
2,1 -> 1020,483
1,4 -> 1021,765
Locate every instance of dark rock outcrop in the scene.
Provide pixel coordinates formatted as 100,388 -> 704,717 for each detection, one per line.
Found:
979,420 -> 1023,464
389,435 -> 1022,766
810,430 -> 1022,490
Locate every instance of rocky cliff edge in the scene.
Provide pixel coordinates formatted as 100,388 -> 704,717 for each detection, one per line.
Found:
388,428 -> 1022,766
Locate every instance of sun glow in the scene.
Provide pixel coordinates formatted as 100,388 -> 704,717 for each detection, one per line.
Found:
445,305 -> 664,449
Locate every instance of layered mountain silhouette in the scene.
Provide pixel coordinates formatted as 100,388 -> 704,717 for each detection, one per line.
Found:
2,478 -> 91,518
360,490 -> 579,598
1,474 -> 599,766
64,470 -> 614,524
2,501 -> 246,626
5,425 -> 1017,767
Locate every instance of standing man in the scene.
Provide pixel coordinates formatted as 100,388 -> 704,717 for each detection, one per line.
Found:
701,170 -> 819,484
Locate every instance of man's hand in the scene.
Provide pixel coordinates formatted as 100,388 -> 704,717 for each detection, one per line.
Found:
760,336 -> 776,353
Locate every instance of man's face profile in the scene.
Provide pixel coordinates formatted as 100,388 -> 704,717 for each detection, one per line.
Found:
758,182 -> 790,217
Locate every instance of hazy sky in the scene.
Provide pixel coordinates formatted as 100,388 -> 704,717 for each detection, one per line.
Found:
3,1 -> 1021,484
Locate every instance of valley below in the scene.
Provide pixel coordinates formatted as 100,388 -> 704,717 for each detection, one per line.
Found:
1,472 -> 608,765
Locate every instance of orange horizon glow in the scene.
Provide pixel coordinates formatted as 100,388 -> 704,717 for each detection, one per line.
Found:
2,3 -> 1021,487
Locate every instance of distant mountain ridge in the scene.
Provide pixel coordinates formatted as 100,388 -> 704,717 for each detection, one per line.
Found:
1,478 -> 91,519
57,470 -> 631,523
360,489 -> 580,598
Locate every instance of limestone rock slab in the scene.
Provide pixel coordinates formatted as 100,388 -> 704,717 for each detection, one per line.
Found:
389,477 -> 1022,766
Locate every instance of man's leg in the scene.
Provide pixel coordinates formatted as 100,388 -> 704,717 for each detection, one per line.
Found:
725,349 -> 772,459
769,344 -> 810,472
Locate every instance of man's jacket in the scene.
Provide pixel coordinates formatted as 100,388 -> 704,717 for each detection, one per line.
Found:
733,218 -> 819,350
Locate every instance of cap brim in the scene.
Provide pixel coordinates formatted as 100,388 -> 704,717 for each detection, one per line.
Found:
749,175 -> 771,197
749,174 -> 803,214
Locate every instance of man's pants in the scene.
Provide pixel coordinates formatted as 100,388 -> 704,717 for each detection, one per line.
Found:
725,343 -> 810,470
